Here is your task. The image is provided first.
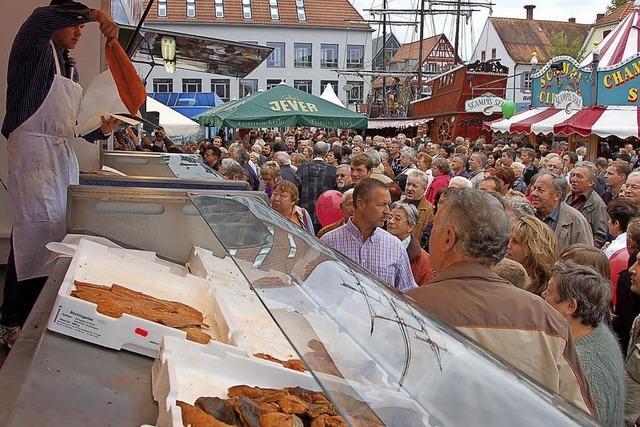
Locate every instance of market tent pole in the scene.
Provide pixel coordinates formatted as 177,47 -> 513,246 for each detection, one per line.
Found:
587,134 -> 598,162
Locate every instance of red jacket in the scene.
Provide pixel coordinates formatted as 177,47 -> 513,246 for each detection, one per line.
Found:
424,174 -> 450,205
407,236 -> 435,286
610,247 -> 629,309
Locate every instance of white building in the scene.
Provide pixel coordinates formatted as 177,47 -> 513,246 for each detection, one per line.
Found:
143,0 -> 373,110
470,5 -> 590,109
579,1 -> 636,60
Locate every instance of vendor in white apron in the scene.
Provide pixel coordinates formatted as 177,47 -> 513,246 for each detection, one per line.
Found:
0,0 -> 119,334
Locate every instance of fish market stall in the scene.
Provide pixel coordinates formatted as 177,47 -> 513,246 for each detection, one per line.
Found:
0,185 -> 600,426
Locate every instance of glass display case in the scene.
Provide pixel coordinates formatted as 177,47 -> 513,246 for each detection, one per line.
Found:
63,186 -> 598,426
101,151 -> 224,180
189,193 -> 599,427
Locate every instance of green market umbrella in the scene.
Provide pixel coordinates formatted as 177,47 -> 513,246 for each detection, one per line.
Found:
195,84 -> 367,129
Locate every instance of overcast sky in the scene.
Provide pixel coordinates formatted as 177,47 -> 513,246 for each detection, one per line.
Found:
350,0 -> 607,60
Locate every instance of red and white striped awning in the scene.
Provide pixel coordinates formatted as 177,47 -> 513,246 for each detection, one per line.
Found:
555,106 -> 640,139
580,4 -> 640,69
487,106 -> 640,139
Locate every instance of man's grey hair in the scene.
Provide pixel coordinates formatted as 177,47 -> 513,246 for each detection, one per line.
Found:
221,158 -> 239,169
471,151 -> 488,168
234,147 -> 249,165
353,135 -> 363,143
313,141 -> 330,155
274,151 -> 291,166
629,171 -> 640,180
365,148 -> 382,167
449,176 -> 473,188
511,161 -> 525,175
342,188 -> 354,203
390,201 -> 420,227
503,196 -> 536,217
576,146 -> 587,156
438,188 -> 511,265
336,164 -> 351,173
573,161 -> 597,181
400,148 -> 417,163
551,262 -> 611,327
538,172 -> 568,195
407,170 -> 429,190
455,136 -> 464,145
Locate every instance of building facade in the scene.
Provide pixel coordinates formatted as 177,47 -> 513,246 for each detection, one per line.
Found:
579,1 -> 636,60
470,6 -> 590,110
143,0 -> 372,110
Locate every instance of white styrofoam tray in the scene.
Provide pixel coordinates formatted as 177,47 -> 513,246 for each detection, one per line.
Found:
152,336 -> 428,427
188,247 -> 297,360
47,239 -> 231,357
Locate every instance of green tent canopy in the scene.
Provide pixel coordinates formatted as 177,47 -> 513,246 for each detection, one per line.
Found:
195,84 -> 368,129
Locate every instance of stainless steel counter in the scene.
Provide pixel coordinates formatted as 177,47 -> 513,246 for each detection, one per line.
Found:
0,258 -> 157,427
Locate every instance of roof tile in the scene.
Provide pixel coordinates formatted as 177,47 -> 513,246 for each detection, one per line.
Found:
490,17 -> 591,63
145,0 -> 371,30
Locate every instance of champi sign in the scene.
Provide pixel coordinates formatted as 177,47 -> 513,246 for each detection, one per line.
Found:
464,95 -> 506,115
597,55 -> 640,105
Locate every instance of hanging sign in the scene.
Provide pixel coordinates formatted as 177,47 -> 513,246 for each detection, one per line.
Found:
464,95 -> 506,115
554,90 -> 583,112
597,55 -> 640,105
531,56 -> 592,108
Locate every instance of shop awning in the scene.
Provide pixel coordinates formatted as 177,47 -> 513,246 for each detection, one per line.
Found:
367,117 -> 433,129
486,108 -> 581,135
486,106 -> 640,139
554,106 -> 640,139
146,97 -> 200,137
580,4 -> 640,69
119,25 -> 273,78
195,84 -> 368,129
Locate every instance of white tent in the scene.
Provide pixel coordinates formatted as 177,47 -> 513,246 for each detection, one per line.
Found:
320,83 -> 345,108
146,97 -> 200,138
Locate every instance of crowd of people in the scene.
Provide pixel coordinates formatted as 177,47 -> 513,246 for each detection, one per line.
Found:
172,127 -> 640,426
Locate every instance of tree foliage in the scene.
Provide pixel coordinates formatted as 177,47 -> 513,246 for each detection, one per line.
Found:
607,0 -> 628,13
549,31 -> 583,59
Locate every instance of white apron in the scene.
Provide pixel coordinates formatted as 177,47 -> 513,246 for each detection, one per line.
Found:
6,41 -> 81,280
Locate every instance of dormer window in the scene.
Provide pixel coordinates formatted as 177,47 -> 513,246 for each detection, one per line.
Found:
186,0 -> 195,17
295,0 -> 306,21
214,0 -> 224,18
269,0 -> 279,20
242,0 -> 252,19
158,0 -> 167,17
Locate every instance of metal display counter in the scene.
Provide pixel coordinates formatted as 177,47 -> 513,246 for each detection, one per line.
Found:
0,258 -> 157,427
100,151 -> 224,181
79,174 -> 249,191
0,185 -> 600,426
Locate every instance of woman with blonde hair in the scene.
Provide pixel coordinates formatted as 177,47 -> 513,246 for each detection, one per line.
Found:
507,214 -> 558,295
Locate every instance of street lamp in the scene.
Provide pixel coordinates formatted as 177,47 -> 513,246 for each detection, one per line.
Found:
161,36 -> 176,74
530,51 -> 538,70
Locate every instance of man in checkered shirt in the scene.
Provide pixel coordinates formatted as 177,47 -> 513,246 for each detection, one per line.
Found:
321,179 -> 417,293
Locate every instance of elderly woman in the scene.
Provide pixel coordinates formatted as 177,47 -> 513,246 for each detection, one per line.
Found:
386,202 -> 434,286
510,161 -> 528,193
544,262 -> 624,427
507,214 -> 558,295
271,180 -> 314,234
424,158 -> 451,204
260,161 -> 282,199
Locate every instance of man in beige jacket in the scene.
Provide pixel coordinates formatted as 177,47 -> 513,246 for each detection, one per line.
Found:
408,188 -> 596,417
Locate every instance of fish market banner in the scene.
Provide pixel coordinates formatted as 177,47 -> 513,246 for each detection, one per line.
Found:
465,95 -> 505,116
532,56 -> 592,108
597,54 -> 640,105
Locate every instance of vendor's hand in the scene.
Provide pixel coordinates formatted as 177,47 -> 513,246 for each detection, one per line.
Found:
100,115 -> 121,135
89,10 -> 119,46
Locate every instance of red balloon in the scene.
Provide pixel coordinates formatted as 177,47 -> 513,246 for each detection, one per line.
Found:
316,190 -> 344,227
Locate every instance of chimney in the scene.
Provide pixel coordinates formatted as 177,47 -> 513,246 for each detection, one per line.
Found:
596,13 -> 604,21
568,17 -> 576,23
524,5 -> 536,20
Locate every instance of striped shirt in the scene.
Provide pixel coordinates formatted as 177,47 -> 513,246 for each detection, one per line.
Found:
2,5 -> 93,138
321,219 -> 417,293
